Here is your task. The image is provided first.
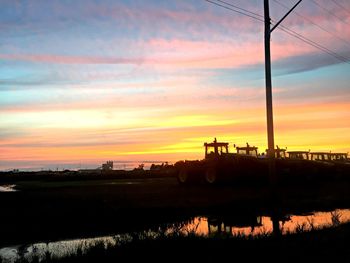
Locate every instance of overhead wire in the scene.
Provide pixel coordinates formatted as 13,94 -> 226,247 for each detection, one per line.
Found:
330,0 -> 350,16
216,0 -> 264,18
272,0 -> 350,48
204,0 -> 264,22
204,0 -> 350,64
309,0 -> 350,26
277,25 -> 350,64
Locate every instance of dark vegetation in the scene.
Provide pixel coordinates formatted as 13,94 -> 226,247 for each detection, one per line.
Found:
8,221 -> 350,263
0,165 -> 177,183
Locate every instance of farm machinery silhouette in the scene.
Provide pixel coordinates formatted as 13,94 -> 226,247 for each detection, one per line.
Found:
174,138 -> 350,185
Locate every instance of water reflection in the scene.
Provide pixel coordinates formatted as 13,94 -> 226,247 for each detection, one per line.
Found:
206,215 -> 263,236
1,209 -> 350,262
0,185 -> 17,192
0,235 -> 132,263
185,209 -> 350,236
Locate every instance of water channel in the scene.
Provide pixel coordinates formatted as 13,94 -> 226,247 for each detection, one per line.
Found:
1,208 -> 349,263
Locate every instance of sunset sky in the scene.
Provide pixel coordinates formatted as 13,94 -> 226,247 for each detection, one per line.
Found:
1,0 -> 349,170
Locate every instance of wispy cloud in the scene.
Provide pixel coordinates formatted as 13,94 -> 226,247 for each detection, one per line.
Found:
272,51 -> 350,76
0,54 -> 144,64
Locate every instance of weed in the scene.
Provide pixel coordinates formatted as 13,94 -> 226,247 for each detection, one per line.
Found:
295,223 -> 307,233
306,217 -> 316,231
331,210 -> 342,227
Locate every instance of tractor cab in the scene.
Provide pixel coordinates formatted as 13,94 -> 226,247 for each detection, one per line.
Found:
204,138 -> 229,159
275,146 -> 287,159
235,143 -> 258,158
329,153 -> 349,162
263,146 -> 287,159
287,151 -> 310,160
310,152 -> 331,162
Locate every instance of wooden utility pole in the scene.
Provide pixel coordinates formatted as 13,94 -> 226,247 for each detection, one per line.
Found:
264,0 -> 302,185
264,0 -> 276,184
264,0 -> 302,237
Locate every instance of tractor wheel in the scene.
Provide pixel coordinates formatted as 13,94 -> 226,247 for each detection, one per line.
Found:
205,167 -> 218,184
178,168 -> 189,184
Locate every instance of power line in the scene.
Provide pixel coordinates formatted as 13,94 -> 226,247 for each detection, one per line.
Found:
309,0 -> 350,26
271,12 -> 350,63
216,0 -> 264,18
277,23 -> 350,64
272,0 -> 350,49
204,0 -> 350,64
204,0 -> 264,22
330,0 -> 350,16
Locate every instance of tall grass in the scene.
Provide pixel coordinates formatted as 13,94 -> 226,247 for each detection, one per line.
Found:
331,210 -> 342,227
6,216 -> 350,263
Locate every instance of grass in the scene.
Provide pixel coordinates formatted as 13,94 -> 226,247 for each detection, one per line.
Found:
7,220 -> 350,263
331,210 -> 342,226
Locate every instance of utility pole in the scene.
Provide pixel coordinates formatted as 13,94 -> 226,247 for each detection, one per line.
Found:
264,0 -> 302,184
264,0 -> 302,237
264,0 -> 275,183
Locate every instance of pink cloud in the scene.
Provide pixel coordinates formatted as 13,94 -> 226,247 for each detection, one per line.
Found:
2,1 -> 349,68
0,37 -> 324,69
85,2 -> 262,33
145,38 -> 315,68
0,54 -> 144,64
